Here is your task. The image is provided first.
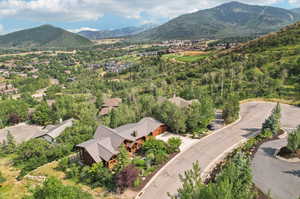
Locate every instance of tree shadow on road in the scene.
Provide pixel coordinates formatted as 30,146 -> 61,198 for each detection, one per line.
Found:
283,170 -> 300,177
261,147 -> 277,156
241,128 -> 261,138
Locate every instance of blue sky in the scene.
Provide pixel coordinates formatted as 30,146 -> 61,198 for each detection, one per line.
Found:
0,0 -> 299,35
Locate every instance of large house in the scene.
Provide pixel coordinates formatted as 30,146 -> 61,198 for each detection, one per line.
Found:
77,117 -> 167,168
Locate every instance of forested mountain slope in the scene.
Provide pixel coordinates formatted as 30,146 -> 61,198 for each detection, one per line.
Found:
131,22 -> 300,105
0,25 -> 93,49
135,1 -> 300,40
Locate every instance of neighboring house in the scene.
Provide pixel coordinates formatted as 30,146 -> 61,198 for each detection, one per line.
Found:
34,118 -> 74,143
99,98 -> 122,116
0,83 -> 18,95
77,117 -> 167,168
168,95 -> 198,108
158,95 -> 198,109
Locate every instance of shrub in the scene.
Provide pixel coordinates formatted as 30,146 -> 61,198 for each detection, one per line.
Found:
142,137 -> 168,154
167,137 -> 182,154
154,150 -> 168,164
133,177 -> 141,187
115,164 -> 139,193
261,104 -> 281,136
287,127 -> 300,153
132,158 -> 146,168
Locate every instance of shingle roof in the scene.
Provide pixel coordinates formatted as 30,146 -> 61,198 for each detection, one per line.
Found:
115,117 -> 164,140
102,98 -> 122,107
34,119 -> 74,140
77,117 -> 164,163
168,96 -> 198,108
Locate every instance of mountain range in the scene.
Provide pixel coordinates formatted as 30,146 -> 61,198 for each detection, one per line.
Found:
134,1 -> 300,40
78,24 -> 157,40
0,25 -> 92,49
1,1 -> 300,48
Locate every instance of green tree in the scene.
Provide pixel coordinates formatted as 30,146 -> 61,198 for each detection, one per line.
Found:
223,95 -> 240,124
287,127 -> 300,153
154,101 -> 186,134
170,161 -> 203,199
109,109 -> 119,128
114,145 -> 130,172
31,102 -> 57,126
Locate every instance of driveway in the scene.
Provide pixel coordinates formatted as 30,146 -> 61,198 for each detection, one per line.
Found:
252,138 -> 300,199
0,123 -> 43,144
138,102 -> 300,199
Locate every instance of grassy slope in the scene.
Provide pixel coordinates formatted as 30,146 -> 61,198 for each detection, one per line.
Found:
0,156 -> 118,199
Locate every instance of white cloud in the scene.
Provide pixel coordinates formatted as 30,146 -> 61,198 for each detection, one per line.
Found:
0,24 -> 5,35
0,0 -> 289,23
68,27 -> 99,33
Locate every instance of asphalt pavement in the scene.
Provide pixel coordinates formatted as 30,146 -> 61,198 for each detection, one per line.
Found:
139,102 -> 300,199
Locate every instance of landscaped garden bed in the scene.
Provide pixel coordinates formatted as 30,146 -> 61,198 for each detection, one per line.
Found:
277,147 -> 300,159
277,126 -> 300,160
202,103 -> 282,199
57,136 -> 182,195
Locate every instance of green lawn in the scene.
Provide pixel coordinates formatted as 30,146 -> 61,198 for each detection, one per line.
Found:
162,53 -> 210,63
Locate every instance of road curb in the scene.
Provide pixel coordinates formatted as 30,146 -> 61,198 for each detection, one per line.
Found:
135,114 -> 242,199
200,137 -> 247,180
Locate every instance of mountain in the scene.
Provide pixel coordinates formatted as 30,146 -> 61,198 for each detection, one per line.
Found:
291,8 -> 300,15
0,25 -> 93,48
135,1 -> 300,41
78,24 -> 157,40
232,21 -> 300,53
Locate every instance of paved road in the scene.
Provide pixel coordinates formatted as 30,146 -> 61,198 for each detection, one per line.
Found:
139,102 -> 300,199
252,138 -> 300,199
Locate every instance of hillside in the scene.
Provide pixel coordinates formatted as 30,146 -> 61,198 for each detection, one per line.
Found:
291,8 -> 300,15
78,24 -> 157,40
0,25 -> 93,48
135,1 -> 300,41
231,22 -> 300,54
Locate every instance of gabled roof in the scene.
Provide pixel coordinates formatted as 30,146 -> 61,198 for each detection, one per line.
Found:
168,96 -> 198,108
102,98 -> 122,107
77,117 -> 165,163
34,118 -> 74,140
115,117 -> 164,140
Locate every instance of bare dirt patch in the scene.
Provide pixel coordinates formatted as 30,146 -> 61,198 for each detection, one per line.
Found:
181,51 -> 208,56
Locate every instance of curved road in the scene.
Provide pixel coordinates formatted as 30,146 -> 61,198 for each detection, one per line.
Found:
139,102 -> 300,199
252,138 -> 300,199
